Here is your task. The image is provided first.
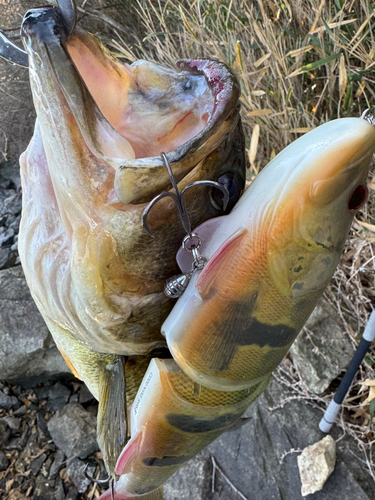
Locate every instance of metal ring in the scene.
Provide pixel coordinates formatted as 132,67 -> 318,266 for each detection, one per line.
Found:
183,233 -> 202,252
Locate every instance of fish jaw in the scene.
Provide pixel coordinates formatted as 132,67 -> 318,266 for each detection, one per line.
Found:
163,117 -> 375,391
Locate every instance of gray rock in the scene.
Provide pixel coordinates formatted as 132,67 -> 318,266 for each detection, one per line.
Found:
165,379 -> 372,500
49,449 -> 66,479
30,453 -> 47,476
48,382 -> 71,402
0,390 -> 18,411
164,451 -> 212,500
1,416 -> 21,430
36,412 -> 51,441
79,384 -> 95,405
66,458 -> 96,494
54,478 -> 65,500
47,404 -> 98,459
0,227 -> 14,246
0,266 -> 70,381
0,450 -> 9,471
207,379 -> 371,500
297,436 -> 336,496
13,405 -> 27,416
290,298 -> 354,393
0,420 -> 10,446
0,246 -> 16,269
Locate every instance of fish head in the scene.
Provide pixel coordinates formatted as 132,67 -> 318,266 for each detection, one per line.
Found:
18,6 -> 246,361
252,116 -> 375,299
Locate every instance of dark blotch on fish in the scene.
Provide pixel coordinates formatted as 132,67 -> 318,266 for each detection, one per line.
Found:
166,412 -> 242,433
143,455 -> 193,467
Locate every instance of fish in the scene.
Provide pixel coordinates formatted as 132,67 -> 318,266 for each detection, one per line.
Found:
17,4 -> 245,478
163,116 -> 375,391
17,3 -> 246,487
98,115 -> 375,499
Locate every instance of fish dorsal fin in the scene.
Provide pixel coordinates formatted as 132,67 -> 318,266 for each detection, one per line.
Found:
196,228 -> 247,299
176,216 -> 226,273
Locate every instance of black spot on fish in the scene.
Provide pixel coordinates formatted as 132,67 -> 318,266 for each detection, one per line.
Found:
293,265 -> 303,273
298,256 -> 304,261
316,241 -> 327,248
143,455 -> 193,467
166,412 -> 242,433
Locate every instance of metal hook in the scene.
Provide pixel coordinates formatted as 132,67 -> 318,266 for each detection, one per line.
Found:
83,463 -> 110,485
142,152 -> 229,238
111,478 -> 115,500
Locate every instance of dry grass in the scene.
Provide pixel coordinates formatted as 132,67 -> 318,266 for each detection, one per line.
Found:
93,0 -> 375,478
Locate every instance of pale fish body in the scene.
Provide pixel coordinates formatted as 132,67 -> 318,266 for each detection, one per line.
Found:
99,358 -> 270,499
98,116 -> 375,499
18,6 -> 245,402
163,117 -> 375,391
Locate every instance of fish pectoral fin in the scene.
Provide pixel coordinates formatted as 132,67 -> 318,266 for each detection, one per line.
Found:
115,430 -> 143,476
196,228 -> 247,299
97,356 -> 128,477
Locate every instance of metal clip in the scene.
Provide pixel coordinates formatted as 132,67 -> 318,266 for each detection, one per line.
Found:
83,464 -> 115,499
142,152 -> 229,298
0,0 -> 77,67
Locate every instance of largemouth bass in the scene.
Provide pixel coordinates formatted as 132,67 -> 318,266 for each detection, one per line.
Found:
99,116 -> 375,499
18,6 -> 245,397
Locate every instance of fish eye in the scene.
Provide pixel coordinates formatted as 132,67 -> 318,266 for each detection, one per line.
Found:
183,79 -> 192,91
210,171 -> 244,212
348,184 -> 368,211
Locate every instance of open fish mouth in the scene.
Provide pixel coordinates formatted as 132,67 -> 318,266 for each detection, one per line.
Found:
18,6 -> 246,360
21,6 -> 244,204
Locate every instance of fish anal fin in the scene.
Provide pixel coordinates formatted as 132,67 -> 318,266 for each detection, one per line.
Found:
97,356 -> 127,476
59,349 -> 81,380
196,228 -> 247,299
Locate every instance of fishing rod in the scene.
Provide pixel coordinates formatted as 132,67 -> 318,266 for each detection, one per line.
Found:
319,309 -> 375,433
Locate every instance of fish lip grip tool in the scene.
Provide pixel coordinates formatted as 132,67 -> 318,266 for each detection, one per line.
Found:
319,309 -> 375,433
